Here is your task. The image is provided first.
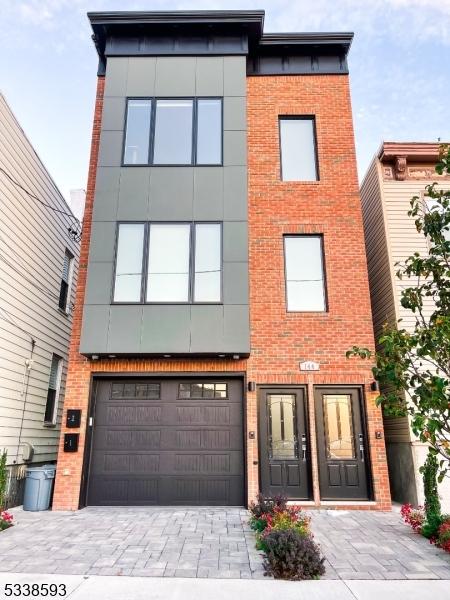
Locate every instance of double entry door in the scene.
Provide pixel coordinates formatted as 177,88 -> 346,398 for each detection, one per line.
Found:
258,387 -> 370,501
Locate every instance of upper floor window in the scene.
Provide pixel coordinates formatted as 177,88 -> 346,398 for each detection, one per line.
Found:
123,99 -> 152,165
279,117 -> 318,181
123,98 -> 223,166
44,354 -> 62,425
113,222 -> 222,304
284,235 -> 326,311
58,249 -> 74,313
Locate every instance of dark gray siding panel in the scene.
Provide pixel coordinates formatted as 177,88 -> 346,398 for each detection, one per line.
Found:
80,56 -> 249,356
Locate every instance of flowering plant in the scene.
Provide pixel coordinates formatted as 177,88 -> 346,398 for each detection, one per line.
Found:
437,519 -> 450,553
0,510 -> 13,531
400,503 -> 425,533
256,506 -> 310,552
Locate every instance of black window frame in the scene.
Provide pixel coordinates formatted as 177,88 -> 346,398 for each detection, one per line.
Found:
122,97 -> 224,167
44,354 -> 62,426
278,115 -> 320,182
58,248 -> 74,313
111,221 -> 223,305
283,234 -> 328,313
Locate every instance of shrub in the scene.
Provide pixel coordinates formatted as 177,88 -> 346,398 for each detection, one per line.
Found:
421,450 -> 443,539
249,493 -> 287,532
401,503 -> 425,533
437,518 -> 450,553
263,529 -> 325,580
257,506 -> 311,551
0,510 -> 13,531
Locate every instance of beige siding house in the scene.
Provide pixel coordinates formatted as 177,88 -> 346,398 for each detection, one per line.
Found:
361,142 -> 450,510
0,93 -> 80,506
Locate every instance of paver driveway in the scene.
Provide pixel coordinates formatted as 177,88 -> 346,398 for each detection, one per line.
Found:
1,507 -> 264,579
313,509 -> 450,580
1,506 -> 450,580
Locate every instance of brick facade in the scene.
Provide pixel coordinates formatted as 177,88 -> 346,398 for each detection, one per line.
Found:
53,72 -> 391,512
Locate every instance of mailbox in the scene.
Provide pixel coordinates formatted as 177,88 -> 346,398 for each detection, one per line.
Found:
64,433 -> 79,452
66,409 -> 81,428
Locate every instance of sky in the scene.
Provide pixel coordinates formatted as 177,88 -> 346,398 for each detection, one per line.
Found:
0,0 -> 449,200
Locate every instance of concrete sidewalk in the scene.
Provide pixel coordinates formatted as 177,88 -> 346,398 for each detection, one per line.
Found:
0,574 -> 450,600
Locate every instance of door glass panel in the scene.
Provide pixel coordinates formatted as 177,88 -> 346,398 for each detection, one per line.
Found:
268,394 -> 298,459
323,394 -> 355,459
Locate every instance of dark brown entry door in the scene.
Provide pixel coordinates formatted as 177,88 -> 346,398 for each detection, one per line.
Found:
315,388 -> 370,500
259,388 -> 311,500
86,378 -> 244,506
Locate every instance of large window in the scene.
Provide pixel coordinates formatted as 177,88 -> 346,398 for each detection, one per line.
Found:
284,235 -> 326,311
123,99 -> 152,165
44,354 -> 62,425
279,117 -> 318,181
123,97 -> 222,166
58,249 -> 74,313
113,223 -> 145,302
113,222 -> 222,303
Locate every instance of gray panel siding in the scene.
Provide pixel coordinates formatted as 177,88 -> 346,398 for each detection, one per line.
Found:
80,56 -> 249,355
0,94 -> 80,467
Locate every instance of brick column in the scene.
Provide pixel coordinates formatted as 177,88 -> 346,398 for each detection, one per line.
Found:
53,76 -> 105,510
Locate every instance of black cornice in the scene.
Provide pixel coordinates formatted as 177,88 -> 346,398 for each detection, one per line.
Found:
87,10 -> 354,76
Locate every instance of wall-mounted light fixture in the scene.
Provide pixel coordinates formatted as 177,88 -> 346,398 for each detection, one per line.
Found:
370,380 -> 380,392
248,381 -> 256,392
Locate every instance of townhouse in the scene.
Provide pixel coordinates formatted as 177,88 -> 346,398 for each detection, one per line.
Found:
53,10 -> 391,510
361,142 -> 450,511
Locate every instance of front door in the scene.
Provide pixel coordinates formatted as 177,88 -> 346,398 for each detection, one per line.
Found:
315,387 -> 370,500
259,388 -> 311,499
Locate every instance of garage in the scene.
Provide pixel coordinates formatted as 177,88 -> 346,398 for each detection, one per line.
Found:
86,378 -> 245,506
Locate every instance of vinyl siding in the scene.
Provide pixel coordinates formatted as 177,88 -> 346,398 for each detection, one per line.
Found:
0,93 -> 80,466
360,159 -> 410,443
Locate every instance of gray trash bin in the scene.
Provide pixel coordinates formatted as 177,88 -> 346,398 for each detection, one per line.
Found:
23,464 -> 56,511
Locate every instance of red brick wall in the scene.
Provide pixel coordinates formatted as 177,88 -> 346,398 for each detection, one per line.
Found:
244,74 -> 391,510
53,73 -> 391,511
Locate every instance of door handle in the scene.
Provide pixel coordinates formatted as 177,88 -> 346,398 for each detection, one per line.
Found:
301,434 -> 307,462
359,434 -> 364,462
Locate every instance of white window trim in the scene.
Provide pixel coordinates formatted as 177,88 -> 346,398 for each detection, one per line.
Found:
44,356 -> 63,426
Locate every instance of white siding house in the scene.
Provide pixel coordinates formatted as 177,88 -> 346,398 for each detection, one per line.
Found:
360,142 -> 450,511
0,93 -> 80,506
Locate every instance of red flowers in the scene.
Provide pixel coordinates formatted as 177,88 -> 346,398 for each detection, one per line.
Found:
400,503 -> 425,533
0,510 -> 13,531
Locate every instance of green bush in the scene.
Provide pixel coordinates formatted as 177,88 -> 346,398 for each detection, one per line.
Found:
263,529 -> 325,580
421,449 -> 443,539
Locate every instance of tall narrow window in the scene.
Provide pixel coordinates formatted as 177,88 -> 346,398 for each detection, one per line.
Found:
123,99 -> 152,165
58,249 -> 73,312
147,224 -> 191,302
279,117 -> 318,181
194,224 -> 221,302
113,224 -> 145,302
44,354 -> 62,424
284,236 -> 326,311
153,99 -> 193,164
196,99 -> 222,165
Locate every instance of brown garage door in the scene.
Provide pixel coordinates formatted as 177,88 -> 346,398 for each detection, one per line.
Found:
86,378 -> 245,506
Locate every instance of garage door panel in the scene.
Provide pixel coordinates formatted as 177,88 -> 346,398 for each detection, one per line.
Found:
87,378 -> 245,506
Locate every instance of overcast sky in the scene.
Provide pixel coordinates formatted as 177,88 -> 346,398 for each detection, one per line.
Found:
0,0 -> 449,200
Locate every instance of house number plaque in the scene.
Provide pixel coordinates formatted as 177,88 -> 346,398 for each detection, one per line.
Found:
299,361 -> 320,372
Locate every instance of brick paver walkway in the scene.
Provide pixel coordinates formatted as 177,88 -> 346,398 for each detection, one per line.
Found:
312,508 -> 450,580
1,507 -> 264,579
1,506 -> 449,580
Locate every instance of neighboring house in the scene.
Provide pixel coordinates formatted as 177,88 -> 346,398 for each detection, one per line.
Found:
0,93 -> 80,506
360,142 -> 450,511
53,9 -> 391,511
